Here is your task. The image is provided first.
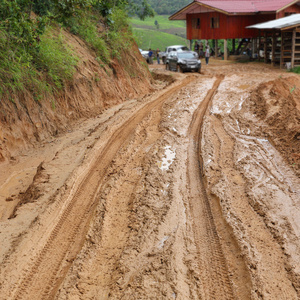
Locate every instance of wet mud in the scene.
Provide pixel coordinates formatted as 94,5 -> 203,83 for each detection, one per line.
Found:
0,62 -> 299,299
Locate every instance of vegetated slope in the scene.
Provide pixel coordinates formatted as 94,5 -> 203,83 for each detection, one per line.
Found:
131,15 -> 187,50
0,29 -> 153,163
133,28 -> 188,50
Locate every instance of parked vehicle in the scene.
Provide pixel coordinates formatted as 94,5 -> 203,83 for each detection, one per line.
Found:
140,50 -> 150,63
165,51 -> 201,73
161,45 -> 190,64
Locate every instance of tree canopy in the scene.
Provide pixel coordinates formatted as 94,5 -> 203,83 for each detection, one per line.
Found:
131,0 -> 191,15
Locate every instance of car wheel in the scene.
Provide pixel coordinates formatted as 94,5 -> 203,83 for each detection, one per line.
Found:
166,63 -> 169,71
177,65 -> 183,73
162,57 -> 166,64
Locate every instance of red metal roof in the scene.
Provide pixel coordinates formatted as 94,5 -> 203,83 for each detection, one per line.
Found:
195,0 -> 299,14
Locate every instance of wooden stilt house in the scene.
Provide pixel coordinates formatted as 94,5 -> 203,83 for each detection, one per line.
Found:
169,0 -> 300,60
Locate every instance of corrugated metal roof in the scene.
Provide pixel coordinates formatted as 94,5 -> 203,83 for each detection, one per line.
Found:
247,13 -> 300,28
195,0 -> 299,13
169,0 -> 300,20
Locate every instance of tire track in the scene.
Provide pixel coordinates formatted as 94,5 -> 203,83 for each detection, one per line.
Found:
60,106 -> 165,299
11,76 -> 197,300
187,75 -> 236,299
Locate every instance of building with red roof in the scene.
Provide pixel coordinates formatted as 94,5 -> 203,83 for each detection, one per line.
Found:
169,0 -> 300,60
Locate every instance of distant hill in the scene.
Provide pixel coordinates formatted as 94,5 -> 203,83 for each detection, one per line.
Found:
132,0 -> 191,15
130,15 -> 188,51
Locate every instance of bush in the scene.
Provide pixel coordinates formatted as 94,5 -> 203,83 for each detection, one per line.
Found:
0,25 -> 79,100
69,14 -> 110,63
106,8 -> 134,58
0,0 -> 139,102
0,31 -> 49,100
0,0 -> 47,52
290,66 -> 300,74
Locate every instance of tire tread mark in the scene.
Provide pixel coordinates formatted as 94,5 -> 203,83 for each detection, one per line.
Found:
187,76 -> 236,300
12,76 -> 197,300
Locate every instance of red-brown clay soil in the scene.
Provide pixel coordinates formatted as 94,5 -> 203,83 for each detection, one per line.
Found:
0,60 -> 299,300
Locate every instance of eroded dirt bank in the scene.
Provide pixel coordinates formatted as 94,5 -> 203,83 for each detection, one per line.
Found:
0,30 -> 153,164
0,62 -> 299,299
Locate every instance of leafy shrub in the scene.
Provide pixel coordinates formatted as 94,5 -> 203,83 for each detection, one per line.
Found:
290,66 -> 300,74
52,0 -> 91,23
106,8 -> 134,59
0,0 -> 47,52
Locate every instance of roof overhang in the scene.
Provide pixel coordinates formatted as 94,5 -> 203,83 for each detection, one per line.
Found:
169,2 -> 218,20
277,0 -> 300,13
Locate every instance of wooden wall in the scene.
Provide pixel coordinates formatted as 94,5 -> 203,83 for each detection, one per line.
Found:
186,13 -> 275,40
277,4 -> 300,18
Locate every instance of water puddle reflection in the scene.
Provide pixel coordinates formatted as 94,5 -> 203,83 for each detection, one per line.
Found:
157,146 -> 176,171
157,236 -> 169,249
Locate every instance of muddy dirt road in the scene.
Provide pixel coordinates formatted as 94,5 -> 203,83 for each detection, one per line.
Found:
0,62 -> 299,299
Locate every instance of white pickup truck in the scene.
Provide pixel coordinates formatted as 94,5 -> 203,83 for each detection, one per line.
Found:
161,45 -> 190,64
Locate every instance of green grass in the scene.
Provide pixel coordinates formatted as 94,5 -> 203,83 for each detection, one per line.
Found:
130,14 -> 188,52
130,15 -> 186,30
0,31 -> 49,100
133,28 -> 188,51
130,14 -> 186,40
69,14 -> 110,63
36,27 -> 79,89
0,25 -> 80,101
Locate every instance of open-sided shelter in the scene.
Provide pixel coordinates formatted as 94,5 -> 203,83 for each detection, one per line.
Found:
169,0 -> 300,59
248,14 -> 300,68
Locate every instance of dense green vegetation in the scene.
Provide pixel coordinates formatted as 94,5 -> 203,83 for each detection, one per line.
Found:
132,0 -> 190,15
0,0 -> 154,101
290,66 -> 300,74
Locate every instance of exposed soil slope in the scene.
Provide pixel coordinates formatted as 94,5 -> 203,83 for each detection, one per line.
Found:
0,30 -> 153,163
0,61 -> 299,300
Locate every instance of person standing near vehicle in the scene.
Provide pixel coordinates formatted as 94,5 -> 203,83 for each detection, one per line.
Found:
199,41 -> 204,58
205,46 -> 210,65
148,48 -> 153,64
156,48 -> 160,64
194,41 -> 199,56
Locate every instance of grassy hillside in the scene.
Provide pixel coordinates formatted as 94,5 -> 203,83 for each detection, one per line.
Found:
133,28 -> 188,51
131,15 -> 185,30
130,15 -> 186,37
130,15 -> 188,51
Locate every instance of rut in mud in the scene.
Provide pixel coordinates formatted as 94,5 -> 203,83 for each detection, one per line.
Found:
187,75 -> 244,300
0,63 -> 299,300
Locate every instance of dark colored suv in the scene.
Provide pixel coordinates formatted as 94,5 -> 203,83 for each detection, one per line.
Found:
166,51 -> 201,73
161,45 -> 190,64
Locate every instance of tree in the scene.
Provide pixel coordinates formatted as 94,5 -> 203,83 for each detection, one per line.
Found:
92,0 -> 154,20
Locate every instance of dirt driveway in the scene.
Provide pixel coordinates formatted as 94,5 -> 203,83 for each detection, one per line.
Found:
0,61 -> 299,299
